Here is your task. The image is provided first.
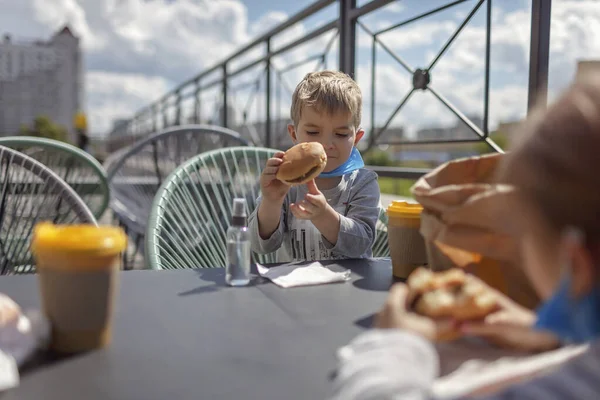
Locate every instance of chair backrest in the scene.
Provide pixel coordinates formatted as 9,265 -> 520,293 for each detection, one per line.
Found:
146,146 -> 391,270
0,136 -> 109,219
105,125 -> 250,235
372,207 -> 390,258
146,146 -> 278,270
0,146 -> 97,274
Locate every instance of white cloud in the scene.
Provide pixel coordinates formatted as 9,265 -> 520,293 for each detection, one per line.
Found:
386,2 -> 406,14
1,0 -> 599,140
86,72 -> 171,135
250,11 -> 288,37
356,0 -> 600,144
0,0 -> 271,133
375,20 -> 457,52
32,0 -> 105,50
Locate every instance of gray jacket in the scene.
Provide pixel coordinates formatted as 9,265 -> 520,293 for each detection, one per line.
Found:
248,168 -> 381,263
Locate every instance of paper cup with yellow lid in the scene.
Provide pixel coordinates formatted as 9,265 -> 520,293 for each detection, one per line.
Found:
386,201 -> 428,279
32,223 -> 127,353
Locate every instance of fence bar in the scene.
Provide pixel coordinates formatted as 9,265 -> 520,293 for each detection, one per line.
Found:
222,64 -> 228,127
527,0 -> 552,111
365,165 -> 429,180
482,0 -> 491,137
339,0 -> 356,76
265,39 -> 272,147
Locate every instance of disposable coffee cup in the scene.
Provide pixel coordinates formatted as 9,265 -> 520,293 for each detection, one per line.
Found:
31,223 -> 127,354
386,201 -> 428,279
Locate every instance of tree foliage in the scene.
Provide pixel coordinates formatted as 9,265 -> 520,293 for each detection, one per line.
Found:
473,131 -> 509,154
362,148 -> 394,166
19,116 -> 68,142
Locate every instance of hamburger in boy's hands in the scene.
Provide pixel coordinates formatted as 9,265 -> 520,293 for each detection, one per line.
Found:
406,267 -> 499,341
276,142 -> 327,185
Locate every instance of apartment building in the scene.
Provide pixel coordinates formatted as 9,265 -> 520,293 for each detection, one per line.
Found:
0,25 -> 82,143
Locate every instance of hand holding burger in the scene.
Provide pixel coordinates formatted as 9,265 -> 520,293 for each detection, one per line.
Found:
375,268 -> 501,342
258,142 -> 330,239
274,142 -> 332,221
259,151 -> 292,204
275,142 -> 328,185
260,142 -> 328,204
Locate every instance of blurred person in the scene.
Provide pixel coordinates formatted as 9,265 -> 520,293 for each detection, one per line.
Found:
330,73 -> 600,399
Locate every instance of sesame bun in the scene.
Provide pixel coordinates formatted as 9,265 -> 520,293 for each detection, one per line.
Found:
276,142 -> 328,185
407,267 -> 499,342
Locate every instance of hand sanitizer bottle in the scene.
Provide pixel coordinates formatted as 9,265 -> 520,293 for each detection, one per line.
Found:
225,198 -> 251,286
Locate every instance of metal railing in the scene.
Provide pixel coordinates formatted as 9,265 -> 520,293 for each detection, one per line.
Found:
105,0 -> 552,178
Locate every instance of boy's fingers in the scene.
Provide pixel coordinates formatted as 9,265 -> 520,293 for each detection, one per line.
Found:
291,203 -> 311,219
460,322 -> 503,337
484,311 -> 519,325
306,180 -> 320,195
262,166 -> 279,175
295,203 -> 309,213
274,151 -> 285,158
386,283 -> 409,311
460,322 -> 532,339
266,158 -> 283,167
300,200 -> 317,214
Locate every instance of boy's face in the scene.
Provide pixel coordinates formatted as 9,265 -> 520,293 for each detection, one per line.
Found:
288,106 -> 364,173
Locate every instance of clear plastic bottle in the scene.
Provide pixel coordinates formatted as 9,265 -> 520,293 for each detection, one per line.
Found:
225,198 -> 251,286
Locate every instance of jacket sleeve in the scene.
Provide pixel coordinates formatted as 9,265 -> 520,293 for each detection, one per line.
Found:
330,329 -> 439,400
248,196 -> 286,254
323,171 -> 381,258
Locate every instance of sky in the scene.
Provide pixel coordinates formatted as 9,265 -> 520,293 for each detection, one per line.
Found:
0,0 -> 599,140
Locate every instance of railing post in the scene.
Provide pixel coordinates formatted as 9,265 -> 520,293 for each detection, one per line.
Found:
527,0 -> 552,112
194,79 -> 201,124
222,63 -> 228,127
152,104 -> 157,133
175,90 -> 182,126
265,38 -> 272,147
339,0 -> 357,77
162,100 -> 168,128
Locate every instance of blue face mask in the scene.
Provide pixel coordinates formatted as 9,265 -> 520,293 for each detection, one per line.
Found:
534,273 -> 600,344
319,147 -> 365,178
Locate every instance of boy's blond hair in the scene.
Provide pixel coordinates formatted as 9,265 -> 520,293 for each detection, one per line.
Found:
290,70 -> 362,128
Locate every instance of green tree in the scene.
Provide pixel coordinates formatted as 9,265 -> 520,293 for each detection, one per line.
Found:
362,149 -> 394,166
473,131 -> 509,154
19,115 -> 69,142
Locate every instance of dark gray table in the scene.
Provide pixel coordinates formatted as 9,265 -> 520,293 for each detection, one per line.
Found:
1,258 -> 395,400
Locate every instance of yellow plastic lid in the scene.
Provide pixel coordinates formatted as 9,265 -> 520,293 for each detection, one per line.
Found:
32,223 -> 127,256
386,200 -> 423,219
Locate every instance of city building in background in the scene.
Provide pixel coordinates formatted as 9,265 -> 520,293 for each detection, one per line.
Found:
0,26 -> 83,143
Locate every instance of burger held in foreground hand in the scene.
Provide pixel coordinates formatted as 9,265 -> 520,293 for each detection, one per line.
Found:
276,142 -> 328,185
407,267 -> 499,341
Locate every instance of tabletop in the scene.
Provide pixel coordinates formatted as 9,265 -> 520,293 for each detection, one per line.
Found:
1,258 -> 395,400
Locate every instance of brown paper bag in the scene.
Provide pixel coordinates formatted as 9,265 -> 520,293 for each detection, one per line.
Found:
411,153 -> 539,309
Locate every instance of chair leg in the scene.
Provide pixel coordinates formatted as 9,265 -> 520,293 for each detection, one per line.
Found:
128,234 -> 142,270
118,219 -> 130,270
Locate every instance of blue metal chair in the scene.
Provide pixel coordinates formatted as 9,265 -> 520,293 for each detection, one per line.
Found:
104,125 -> 249,269
0,145 -> 97,274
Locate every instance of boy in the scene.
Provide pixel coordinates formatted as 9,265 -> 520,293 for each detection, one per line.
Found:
248,70 -> 381,262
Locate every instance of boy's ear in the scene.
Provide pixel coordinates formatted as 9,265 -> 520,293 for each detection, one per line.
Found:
354,128 -> 365,145
288,124 -> 298,143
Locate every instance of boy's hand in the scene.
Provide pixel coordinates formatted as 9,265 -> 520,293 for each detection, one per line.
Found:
260,151 -> 290,203
290,180 -> 329,220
